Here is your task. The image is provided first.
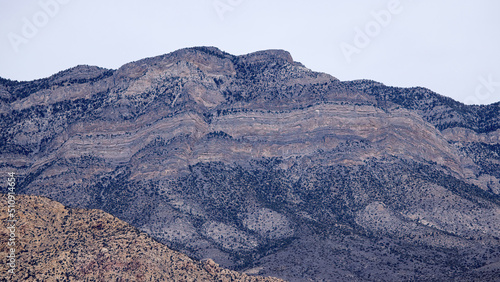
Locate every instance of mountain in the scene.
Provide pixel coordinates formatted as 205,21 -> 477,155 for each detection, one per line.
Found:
1,46 -> 499,281
0,194 -> 283,281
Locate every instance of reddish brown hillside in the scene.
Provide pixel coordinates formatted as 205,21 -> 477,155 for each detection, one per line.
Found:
0,194 -> 284,281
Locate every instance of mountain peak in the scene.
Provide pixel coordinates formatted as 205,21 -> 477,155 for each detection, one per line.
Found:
237,49 -> 294,65
172,47 -> 294,64
49,65 -> 112,84
2,47 -> 500,281
115,47 -> 296,78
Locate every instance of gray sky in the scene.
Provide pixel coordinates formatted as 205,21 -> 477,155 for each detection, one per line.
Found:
1,0 -> 499,104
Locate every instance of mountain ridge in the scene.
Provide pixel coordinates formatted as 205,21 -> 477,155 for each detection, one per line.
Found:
2,47 -> 498,133
1,46 -> 499,281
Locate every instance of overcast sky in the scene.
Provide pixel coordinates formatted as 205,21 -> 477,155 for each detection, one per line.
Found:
1,0 -> 499,104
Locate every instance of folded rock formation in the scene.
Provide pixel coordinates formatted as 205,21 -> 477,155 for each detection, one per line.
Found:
1,47 -> 499,281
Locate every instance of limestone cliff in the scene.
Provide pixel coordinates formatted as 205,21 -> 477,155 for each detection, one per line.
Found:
1,47 -> 499,281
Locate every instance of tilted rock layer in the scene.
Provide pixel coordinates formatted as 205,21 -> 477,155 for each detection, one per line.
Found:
1,47 -> 499,281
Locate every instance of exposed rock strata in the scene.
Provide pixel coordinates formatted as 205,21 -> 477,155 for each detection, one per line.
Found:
0,47 -> 499,281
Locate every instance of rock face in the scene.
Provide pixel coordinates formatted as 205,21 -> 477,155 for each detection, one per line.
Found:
1,46 -> 499,281
0,194 -> 284,281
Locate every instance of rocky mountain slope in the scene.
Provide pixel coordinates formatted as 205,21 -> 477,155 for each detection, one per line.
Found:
0,194 -> 283,281
1,47 -> 499,281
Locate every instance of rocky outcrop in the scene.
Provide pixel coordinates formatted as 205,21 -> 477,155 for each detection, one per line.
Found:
0,194 -> 284,281
1,47 -> 499,281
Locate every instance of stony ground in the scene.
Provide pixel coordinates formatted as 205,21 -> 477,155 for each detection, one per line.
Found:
0,194 -> 284,281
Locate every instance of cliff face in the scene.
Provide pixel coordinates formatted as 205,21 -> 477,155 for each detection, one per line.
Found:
1,46 -> 499,281
0,194 -> 284,281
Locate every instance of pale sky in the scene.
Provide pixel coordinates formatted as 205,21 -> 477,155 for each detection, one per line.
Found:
1,0 -> 499,104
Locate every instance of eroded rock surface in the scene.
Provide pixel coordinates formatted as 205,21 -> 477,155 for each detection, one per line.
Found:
1,47 -> 499,281
0,194 -> 284,282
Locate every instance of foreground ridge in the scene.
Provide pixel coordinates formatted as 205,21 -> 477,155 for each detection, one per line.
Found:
0,194 -> 284,281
